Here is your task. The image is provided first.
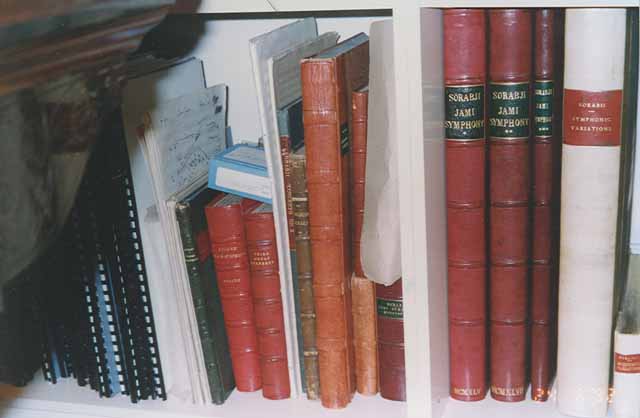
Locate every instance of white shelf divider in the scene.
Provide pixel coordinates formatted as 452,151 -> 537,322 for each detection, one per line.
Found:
393,3 -> 439,418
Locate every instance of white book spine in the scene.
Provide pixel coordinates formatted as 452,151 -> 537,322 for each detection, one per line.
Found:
557,9 -> 627,418
613,331 -> 640,418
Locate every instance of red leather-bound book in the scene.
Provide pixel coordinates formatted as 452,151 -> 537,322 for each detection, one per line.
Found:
351,87 -> 369,279
443,9 -> 488,402
350,88 -> 379,396
301,33 -> 369,409
488,9 -> 532,402
244,202 -> 291,400
205,194 -> 262,392
376,279 -> 405,401
531,9 -> 557,402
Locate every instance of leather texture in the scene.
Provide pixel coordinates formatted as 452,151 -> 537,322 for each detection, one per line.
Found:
531,9 -> 557,402
291,151 -> 321,400
351,89 -> 369,278
351,276 -> 378,396
444,8 -> 488,402
205,195 -> 262,392
301,34 -> 369,409
376,279 -> 405,402
488,9 -> 531,402
350,89 -> 379,396
244,203 -> 291,400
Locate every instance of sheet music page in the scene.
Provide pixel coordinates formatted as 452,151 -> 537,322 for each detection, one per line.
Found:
147,84 -> 228,199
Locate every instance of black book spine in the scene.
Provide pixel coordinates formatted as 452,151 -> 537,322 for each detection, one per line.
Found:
108,122 -> 166,402
176,202 -> 235,404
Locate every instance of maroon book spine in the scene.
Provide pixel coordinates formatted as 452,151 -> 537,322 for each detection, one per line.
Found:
531,9 -> 556,402
244,203 -> 291,400
488,9 -> 531,402
351,88 -> 369,279
376,279 -> 405,402
205,195 -> 262,392
443,9 -> 488,402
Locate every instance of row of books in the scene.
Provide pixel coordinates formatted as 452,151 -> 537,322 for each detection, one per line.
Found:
445,8 -> 562,404
37,17 -> 406,410
445,7 -> 640,418
207,18 -> 406,408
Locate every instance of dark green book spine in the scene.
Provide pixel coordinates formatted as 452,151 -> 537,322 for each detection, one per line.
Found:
176,202 -> 235,404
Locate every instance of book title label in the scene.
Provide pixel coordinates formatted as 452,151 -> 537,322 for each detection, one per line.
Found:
377,298 -> 403,320
563,89 -> 622,146
615,353 -> 640,373
489,82 -> 530,139
445,85 -> 485,140
534,80 -> 554,137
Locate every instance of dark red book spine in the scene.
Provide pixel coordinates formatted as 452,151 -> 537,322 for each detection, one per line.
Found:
488,9 -> 532,402
351,88 -> 368,278
244,203 -> 291,400
443,9 -> 488,402
376,279 -> 405,402
531,9 -> 556,402
205,195 -> 262,392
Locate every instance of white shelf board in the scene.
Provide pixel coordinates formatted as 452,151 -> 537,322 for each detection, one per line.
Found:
0,374 -> 405,418
442,396 -> 582,418
174,0 -> 393,14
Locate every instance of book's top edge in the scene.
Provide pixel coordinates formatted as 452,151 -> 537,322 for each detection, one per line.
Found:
292,146 -> 306,157
165,174 -> 208,201
271,31 -> 340,63
213,193 -> 243,207
214,144 -> 266,168
249,17 -> 317,46
249,203 -> 273,214
179,184 -> 218,206
311,33 -> 368,60
356,85 -> 370,93
278,97 -> 303,111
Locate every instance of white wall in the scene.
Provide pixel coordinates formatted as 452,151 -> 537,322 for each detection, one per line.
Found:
184,16 -> 388,143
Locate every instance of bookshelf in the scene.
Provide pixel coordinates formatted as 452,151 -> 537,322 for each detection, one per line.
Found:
1,1 -> 639,418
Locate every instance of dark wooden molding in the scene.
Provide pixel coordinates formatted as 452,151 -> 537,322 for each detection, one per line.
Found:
0,7 -> 171,95
0,0 -> 174,27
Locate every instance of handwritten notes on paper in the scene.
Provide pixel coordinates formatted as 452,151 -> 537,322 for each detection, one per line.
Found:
146,84 -> 227,199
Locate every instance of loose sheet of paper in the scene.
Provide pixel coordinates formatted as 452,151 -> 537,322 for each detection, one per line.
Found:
361,19 -> 402,286
147,85 -> 228,200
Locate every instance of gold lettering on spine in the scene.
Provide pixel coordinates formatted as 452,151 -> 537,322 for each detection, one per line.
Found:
452,387 -> 483,397
491,385 -> 525,397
